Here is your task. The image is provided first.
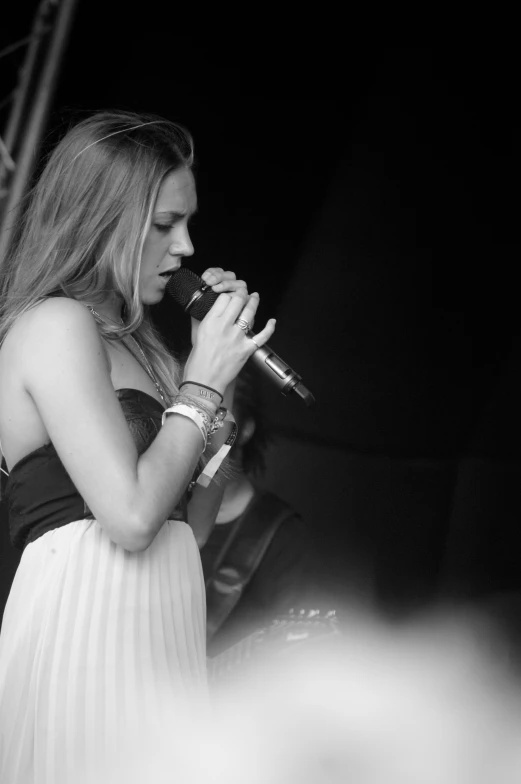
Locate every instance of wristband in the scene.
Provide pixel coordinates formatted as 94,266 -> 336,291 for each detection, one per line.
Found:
196,409 -> 238,488
161,404 -> 208,450
173,394 -> 215,427
179,381 -> 224,406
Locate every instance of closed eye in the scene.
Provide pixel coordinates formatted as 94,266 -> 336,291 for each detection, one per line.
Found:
154,216 -> 196,234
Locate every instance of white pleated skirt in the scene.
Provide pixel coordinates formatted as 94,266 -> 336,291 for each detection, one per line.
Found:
0,518 -> 208,784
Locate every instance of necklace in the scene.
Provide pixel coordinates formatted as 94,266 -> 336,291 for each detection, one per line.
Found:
86,305 -> 168,404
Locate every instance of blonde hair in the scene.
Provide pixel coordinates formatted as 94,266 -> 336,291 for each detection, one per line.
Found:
0,110 -> 195,402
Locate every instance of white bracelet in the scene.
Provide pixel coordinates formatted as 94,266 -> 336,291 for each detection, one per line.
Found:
161,404 -> 208,450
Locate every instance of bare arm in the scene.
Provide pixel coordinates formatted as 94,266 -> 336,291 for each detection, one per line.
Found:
20,295 -> 274,552
20,299 -> 204,551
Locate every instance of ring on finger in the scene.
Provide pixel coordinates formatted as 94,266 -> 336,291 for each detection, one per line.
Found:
235,318 -> 251,332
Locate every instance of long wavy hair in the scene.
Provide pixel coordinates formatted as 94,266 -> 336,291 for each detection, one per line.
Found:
0,110 -> 195,402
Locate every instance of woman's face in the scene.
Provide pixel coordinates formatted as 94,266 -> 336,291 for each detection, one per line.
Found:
139,167 -> 197,305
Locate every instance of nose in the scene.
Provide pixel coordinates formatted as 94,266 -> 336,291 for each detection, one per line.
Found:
169,226 -> 194,258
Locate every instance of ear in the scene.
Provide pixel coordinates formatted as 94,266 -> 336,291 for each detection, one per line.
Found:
237,416 -> 256,446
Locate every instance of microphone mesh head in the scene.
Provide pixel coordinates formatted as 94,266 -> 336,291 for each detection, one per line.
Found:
166,267 -> 219,320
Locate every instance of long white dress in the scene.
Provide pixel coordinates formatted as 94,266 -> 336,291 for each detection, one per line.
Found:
0,520 -> 207,782
0,391 -> 208,783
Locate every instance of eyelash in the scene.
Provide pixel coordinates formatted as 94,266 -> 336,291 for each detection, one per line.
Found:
154,219 -> 195,234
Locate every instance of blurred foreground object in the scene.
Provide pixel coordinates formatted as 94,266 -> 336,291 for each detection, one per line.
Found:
80,604 -> 521,783
207,608 -> 340,685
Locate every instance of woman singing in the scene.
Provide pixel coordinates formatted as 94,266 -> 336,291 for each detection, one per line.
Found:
0,110 -> 275,781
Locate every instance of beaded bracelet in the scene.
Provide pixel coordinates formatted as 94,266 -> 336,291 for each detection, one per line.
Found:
179,381 -> 224,406
207,406 -> 227,435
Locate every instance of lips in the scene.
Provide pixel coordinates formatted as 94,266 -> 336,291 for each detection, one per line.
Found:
158,267 -> 180,280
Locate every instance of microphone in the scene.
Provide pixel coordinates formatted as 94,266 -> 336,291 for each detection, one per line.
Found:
166,267 -> 315,407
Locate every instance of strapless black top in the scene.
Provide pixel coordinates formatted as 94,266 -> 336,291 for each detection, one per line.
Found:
1,389 -> 188,552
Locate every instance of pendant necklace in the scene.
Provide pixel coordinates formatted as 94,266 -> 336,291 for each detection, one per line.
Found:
86,306 -> 168,404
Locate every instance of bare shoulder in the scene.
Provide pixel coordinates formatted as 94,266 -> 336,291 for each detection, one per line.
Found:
0,297 -> 114,470
15,296 -> 96,338
9,298 -> 109,375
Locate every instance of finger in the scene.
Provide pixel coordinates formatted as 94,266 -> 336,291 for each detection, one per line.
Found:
211,278 -> 247,294
190,317 -> 199,344
223,291 -> 258,325
203,291 -> 232,318
201,268 -> 236,286
233,291 -> 260,326
201,267 -> 224,283
204,289 -> 248,324
219,270 -> 237,281
247,318 -> 277,349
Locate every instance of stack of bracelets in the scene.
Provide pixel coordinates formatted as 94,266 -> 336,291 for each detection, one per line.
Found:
161,381 -> 237,488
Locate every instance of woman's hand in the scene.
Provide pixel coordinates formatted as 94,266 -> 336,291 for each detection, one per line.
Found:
190,268 -> 250,344
184,270 -> 276,394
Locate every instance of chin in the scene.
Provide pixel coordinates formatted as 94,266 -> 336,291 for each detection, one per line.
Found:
141,290 -> 165,306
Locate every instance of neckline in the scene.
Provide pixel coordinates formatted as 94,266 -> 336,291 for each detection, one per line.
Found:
114,386 -> 166,410
3,387 -> 166,479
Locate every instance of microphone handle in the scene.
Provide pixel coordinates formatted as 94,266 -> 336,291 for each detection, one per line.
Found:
246,330 -> 316,407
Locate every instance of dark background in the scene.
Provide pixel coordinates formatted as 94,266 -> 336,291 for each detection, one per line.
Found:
1,10 -> 520,617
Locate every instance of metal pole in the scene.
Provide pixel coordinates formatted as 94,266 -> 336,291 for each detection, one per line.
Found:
0,0 -> 80,263
0,0 -> 53,188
